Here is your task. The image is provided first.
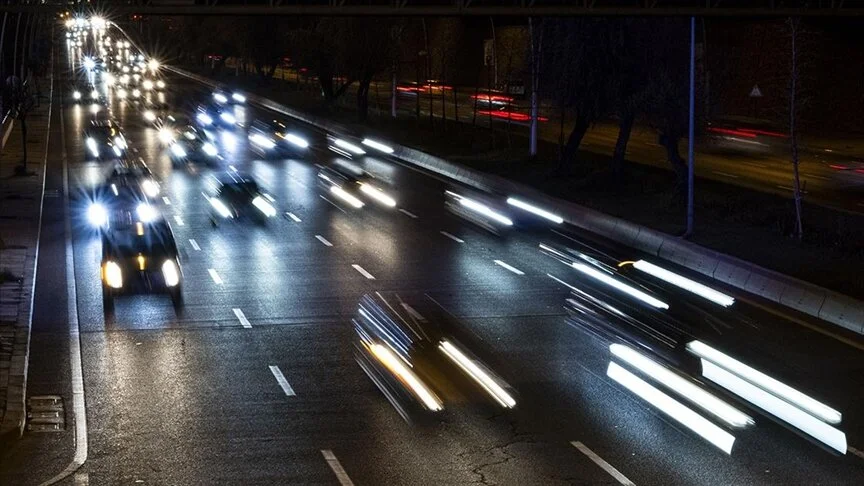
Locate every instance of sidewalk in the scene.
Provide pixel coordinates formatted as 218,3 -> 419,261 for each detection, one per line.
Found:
0,80 -> 50,446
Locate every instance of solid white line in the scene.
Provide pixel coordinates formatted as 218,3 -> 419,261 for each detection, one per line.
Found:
173,214 -> 185,226
571,441 -> 635,486
44,60 -> 88,486
320,194 -> 347,213
315,235 -> 333,247
208,268 -> 223,284
352,264 -> 376,280
440,231 -> 464,243
233,308 -> 252,329
399,208 -> 418,219
72,472 -> 88,486
712,171 -> 739,179
162,196 -> 171,205
188,239 -> 200,251
494,259 -> 525,275
286,211 -> 302,222
321,450 -> 355,486
269,365 -> 296,397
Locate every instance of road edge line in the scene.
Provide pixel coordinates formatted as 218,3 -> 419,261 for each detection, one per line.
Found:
40,36 -> 89,485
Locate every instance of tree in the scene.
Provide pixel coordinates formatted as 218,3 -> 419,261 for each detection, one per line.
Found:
541,19 -> 616,173
5,78 -> 36,176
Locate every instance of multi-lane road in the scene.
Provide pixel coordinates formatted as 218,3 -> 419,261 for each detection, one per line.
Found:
2,30 -> 864,486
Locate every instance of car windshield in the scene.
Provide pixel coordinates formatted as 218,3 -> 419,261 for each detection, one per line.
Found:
87,126 -> 115,141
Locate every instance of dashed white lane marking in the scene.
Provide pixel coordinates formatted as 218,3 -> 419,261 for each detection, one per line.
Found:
208,268 -> 223,284
848,445 -> 864,460
315,235 -> 333,247
321,450 -> 355,486
571,441 -> 635,486
399,208 -> 418,219
494,259 -> 525,275
162,196 -> 171,205
745,162 -> 768,169
440,231 -> 464,243
803,173 -> 829,181
712,171 -> 739,179
352,264 -> 376,280
188,239 -> 200,251
269,365 -> 296,397
73,472 -> 88,486
320,195 -> 347,214
233,308 -> 252,328
173,214 -> 185,226
285,211 -> 302,222
776,185 -> 808,194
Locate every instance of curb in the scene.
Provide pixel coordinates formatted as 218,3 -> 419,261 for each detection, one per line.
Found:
167,66 -> 864,336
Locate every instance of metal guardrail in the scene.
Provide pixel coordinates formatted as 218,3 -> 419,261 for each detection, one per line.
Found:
170,65 -> 864,335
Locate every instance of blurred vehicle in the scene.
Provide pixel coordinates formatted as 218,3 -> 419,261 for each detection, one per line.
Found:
444,188 -> 514,235
248,119 -> 310,157
71,80 -> 99,103
105,159 -> 161,199
316,163 -> 397,210
83,119 -> 127,160
206,171 -> 277,226
353,293 -> 517,423
151,113 -> 192,144
168,126 -> 220,166
196,103 -> 237,129
704,116 -> 788,156
100,216 -> 183,311
212,89 -> 246,104
86,177 -> 157,232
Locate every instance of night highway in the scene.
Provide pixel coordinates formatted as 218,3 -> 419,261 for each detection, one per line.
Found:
1,15 -> 864,486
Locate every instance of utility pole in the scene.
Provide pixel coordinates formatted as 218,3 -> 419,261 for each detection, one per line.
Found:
685,16 -> 696,238
528,18 -> 541,157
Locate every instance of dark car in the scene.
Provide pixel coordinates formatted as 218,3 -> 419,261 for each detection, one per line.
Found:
168,126 -> 220,166
248,119 -> 310,156
100,217 -> 183,311
352,293 -> 517,423
86,175 -> 158,232
196,103 -> 238,129
83,120 -> 127,160
105,159 -> 161,199
316,163 -> 398,210
206,171 -> 277,226
704,116 -> 788,156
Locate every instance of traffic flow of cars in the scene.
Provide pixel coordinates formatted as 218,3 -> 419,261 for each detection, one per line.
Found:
61,17 -> 857,483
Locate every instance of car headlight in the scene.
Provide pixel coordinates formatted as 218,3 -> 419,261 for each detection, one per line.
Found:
213,92 -> 228,104
142,79 -> 154,90
136,203 -> 158,222
90,89 -> 99,99
359,183 -> 397,208
249,133 -> 275,150
103,260 -> 123,289
113,136 -> 127,149
156,80 -> 166,89
141,179 -> 160,198
158,128 -> 175,145
283,133 -> 309,149
132,89 -> 141,98
73,90 -> 81,100
170,143 -> 187,158
232,92 -> 246,103
87,203 -> 108,226
219,112 -> 236,125
202,142 -> 218,157
209,197 -> 232,218
117,88 -> 127,99
162,259 -> 180,287
143,110 -> 156,122
197,113 -> 213,125
86,137 -> 99,157
252,196 -> 276,217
